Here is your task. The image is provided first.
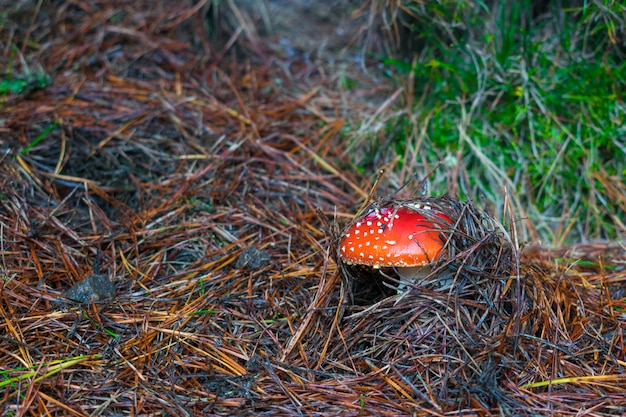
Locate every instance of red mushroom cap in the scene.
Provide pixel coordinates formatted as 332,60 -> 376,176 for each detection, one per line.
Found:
339,204 -> 451,268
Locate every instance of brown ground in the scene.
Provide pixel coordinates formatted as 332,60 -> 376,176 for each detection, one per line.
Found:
1,1 -> 625,416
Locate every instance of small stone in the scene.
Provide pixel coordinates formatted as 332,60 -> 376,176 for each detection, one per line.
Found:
65,274 -> 116,304
235,246 -> 271,269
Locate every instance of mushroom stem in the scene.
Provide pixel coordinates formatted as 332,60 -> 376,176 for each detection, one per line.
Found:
395,265 -> 431,281
394,265 -> 432,292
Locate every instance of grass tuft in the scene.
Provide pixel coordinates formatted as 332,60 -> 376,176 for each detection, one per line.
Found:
372,0 -> 626,244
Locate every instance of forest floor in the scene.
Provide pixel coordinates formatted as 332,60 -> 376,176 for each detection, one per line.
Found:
1,1 -> 625,416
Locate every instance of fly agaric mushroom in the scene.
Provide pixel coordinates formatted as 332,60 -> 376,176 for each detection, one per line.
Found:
339,204 -> 453,283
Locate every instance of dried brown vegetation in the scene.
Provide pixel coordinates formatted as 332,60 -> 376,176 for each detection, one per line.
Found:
1,1 -> 625,416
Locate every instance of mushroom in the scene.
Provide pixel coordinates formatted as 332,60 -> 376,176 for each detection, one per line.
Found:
339,204 -> 452,284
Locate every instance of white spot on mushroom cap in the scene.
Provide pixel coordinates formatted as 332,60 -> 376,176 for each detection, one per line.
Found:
406,203 -> 432,211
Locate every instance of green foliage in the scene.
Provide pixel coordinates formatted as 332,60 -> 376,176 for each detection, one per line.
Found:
19,120 -> 59,155
1,45 -> 51,102
0,75 -> 50,95
381,0 -> 626,242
